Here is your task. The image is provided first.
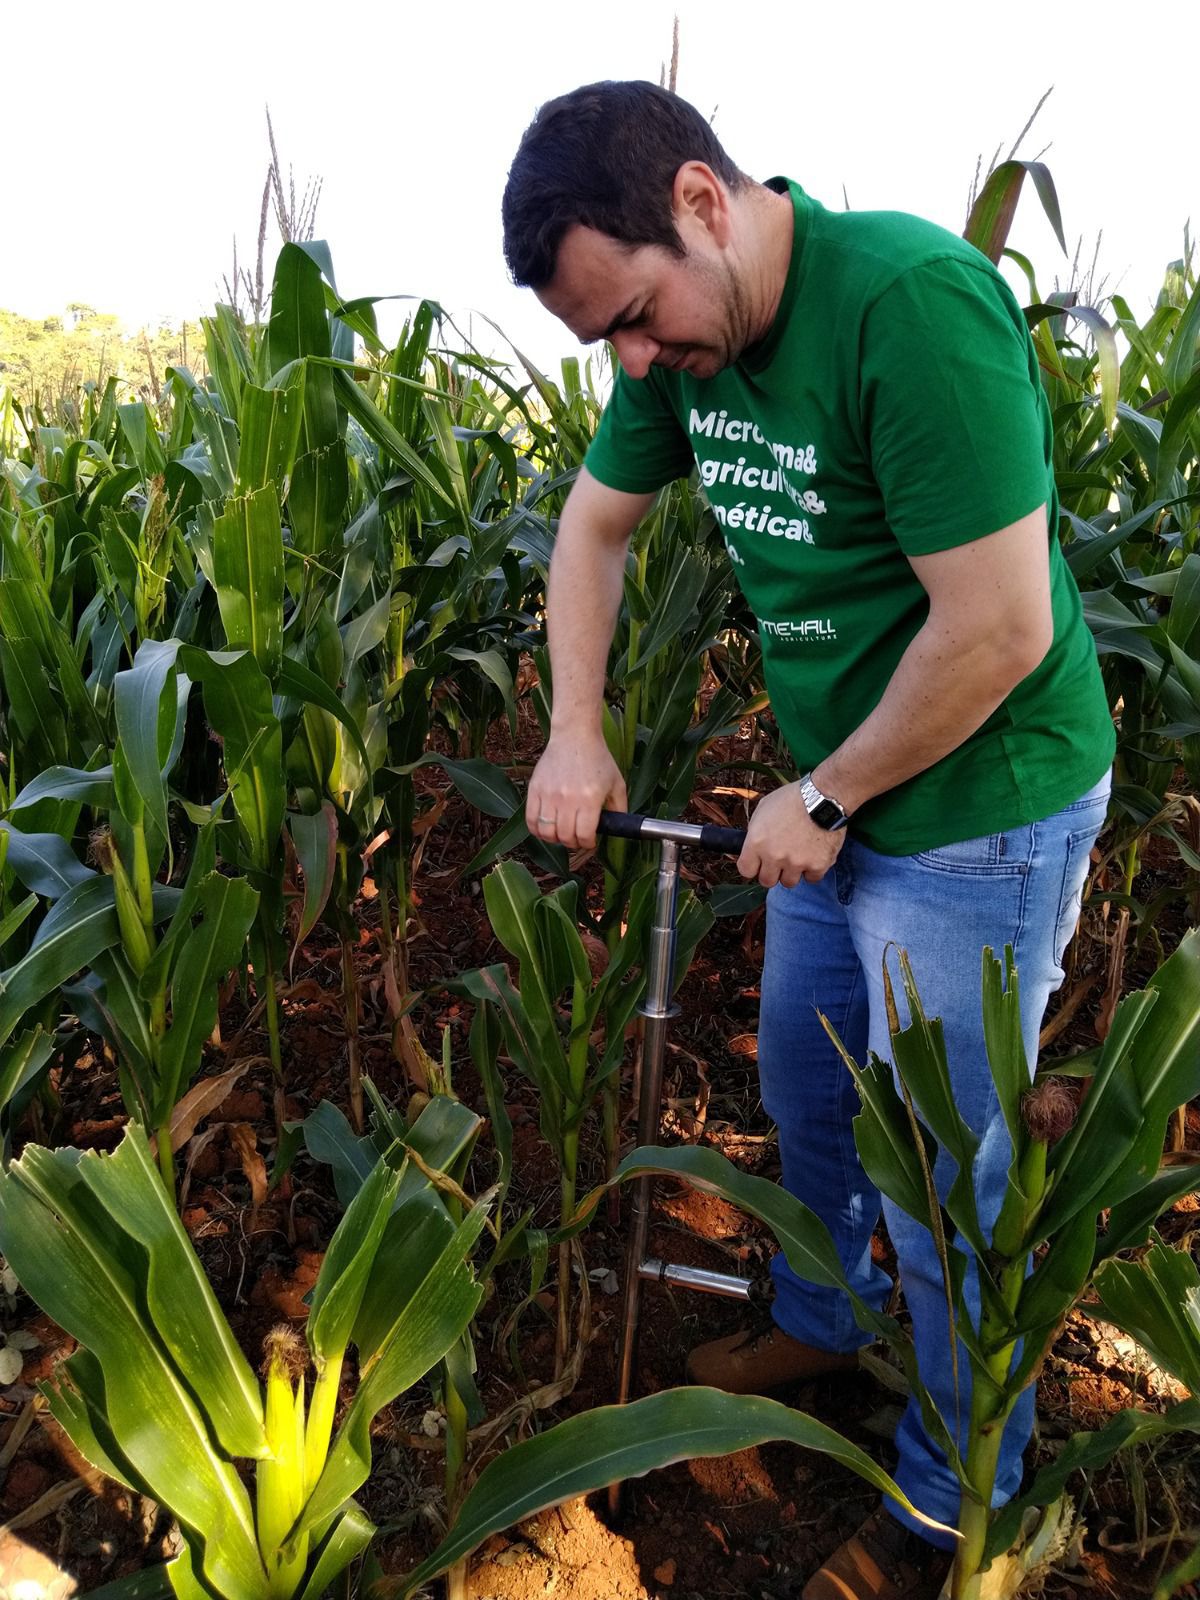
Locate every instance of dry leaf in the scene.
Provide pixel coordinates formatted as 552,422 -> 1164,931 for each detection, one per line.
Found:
228,1123 -> 269,1216
151,1062 -> 247,1158
690,795 -> 734,827
178,1125 -> 223,1213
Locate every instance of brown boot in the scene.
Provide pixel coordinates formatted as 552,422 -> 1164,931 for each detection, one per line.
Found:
685,1319 -> 863,1393
801,1510 -> 953,1600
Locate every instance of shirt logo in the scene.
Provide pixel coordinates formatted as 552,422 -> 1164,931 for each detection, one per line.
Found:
761,616 -> 838,642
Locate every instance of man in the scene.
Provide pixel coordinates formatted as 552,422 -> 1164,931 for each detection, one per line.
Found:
502,81 -> 1114,1600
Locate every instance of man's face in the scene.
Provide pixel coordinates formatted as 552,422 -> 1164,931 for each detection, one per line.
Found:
535,222 -> 750,382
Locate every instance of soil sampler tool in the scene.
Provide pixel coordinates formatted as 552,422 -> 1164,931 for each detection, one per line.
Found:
596,810 -> 762,1516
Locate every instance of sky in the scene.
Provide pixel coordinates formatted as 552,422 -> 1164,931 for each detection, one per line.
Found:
4,0 -> 1196,376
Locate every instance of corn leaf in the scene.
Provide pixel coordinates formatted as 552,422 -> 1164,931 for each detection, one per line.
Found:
0,876 -> 124,1045
278,655 -> 373,781
296,1502 -> 376,1600
297,1201 -> 489,1538
287,805 -> 338,951
0,822 -> 93,899
882,951 -> 987,1259
398,1386 -> 952,1596
984,1399 -> 1200,1562
73,1128 -> 267,1458
1086,927 -> 1200,1211
1096,1164 -> 1200,1264
155,873 -> 260,1117
402,754 -> 521,820
331,368 -> 457,513
237,375 -> 306,496
212,487 -> 284,680
306,1157 -> 402,1366
10,763 -> 115,812
289,441 -> 350,559
588,1143 -> 963,1477
1092,1234 -> 1200,1397
45,1350 -> 146,1494
0,1132 -> 267,1597
114,639 -> 185,851
829,1042 -> 940,1235
1164,278 -> 1200,397
1038,988 -> 1157,1236
180,648 -> 284,875
964,160 -> 1066,266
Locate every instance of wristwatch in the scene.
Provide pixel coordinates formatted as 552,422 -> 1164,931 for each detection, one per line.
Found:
798,773 -> 850,831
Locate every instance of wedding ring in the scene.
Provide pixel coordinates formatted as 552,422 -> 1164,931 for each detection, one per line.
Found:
537,816 -> 556,824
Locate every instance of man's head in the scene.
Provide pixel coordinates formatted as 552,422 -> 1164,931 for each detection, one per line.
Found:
502,81 -> 763,381
502,80 -> 746,289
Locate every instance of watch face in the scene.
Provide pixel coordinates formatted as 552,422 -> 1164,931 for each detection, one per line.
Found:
808,795 -> 846,831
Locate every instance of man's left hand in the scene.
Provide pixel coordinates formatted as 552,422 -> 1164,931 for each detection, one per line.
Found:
737,782 -> 846,889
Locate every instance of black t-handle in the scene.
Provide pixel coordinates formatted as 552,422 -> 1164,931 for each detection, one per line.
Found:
597,809 -> 747,856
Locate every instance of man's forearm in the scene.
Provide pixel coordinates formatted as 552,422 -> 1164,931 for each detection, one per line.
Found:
545,519 -> 629,736
811,615 -> 1048,815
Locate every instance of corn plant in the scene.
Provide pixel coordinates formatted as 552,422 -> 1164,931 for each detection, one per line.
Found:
452,859 -> 712,1376
0,626 -> 269,1189
274,1085 -> 953,1600
847,934 -> 1200,1596
1085,1238 -> 1200,1599
0,1119 -> 491,1598
0,820 -> 59,1152
1015,235 -> 1200,1004
0,1115 -> 952,1600
567,926 -> 1200,1599
285,1074 -> 539,1600
454,474 -> 761,1189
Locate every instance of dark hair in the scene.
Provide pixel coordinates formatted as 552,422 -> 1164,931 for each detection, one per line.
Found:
502,80 -> 746,289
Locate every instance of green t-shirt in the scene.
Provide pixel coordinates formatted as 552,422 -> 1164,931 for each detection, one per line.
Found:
583,178 -> 1115,854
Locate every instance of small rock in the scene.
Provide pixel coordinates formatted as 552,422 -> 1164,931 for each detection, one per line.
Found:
653,1557 -> 677,1585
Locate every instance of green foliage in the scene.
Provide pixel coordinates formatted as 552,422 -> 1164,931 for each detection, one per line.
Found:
0,1121 -> 487,1599
0,306 -> 204,419
571,930 -> 1200,1599
396,1386 -> 949,1598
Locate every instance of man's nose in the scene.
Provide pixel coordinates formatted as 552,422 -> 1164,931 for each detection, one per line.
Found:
611,329 -> 660,380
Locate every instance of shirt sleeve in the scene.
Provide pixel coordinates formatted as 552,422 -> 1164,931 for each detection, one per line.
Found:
860,256 -> 1052,555
584,366 -> 696,494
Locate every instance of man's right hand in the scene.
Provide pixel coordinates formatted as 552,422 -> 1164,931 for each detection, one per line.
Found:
526,734 -> 628,850
525,466 -> 652,852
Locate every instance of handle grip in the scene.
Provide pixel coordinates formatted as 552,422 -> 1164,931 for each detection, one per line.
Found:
596,810 -> 747,857
697,822 -> 750,856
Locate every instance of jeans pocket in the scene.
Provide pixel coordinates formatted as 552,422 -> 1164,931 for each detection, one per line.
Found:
913,829 -> 1027,876
1053,821 -> 1102,970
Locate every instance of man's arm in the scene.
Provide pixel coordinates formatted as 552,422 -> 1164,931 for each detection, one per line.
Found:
740,505 -> 1054,888
527,466 -> 657,847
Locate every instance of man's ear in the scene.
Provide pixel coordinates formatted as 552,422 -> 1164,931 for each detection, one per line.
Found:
672,161 -> 732,248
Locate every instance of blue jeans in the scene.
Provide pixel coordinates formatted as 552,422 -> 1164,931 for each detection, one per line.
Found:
758,775 -> 1111,1543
